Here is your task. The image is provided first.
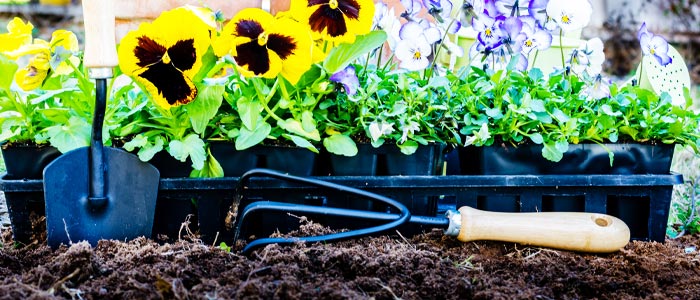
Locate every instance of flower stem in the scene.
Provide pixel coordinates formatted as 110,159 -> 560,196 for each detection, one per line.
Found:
425,18 -> 457,83
531,50 -> 539,70
637,58 -> 644,86
254,78 -> 283,122
559,31 -> 565,68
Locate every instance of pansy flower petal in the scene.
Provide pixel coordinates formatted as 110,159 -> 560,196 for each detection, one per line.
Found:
0,17 -> 34,53
14,52 -> 50,91
291,0 -> 375,44
118,7 -> 212,109
220,8 -> 312,84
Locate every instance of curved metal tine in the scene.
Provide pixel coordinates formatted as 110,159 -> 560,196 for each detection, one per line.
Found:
232,169 -> 412,255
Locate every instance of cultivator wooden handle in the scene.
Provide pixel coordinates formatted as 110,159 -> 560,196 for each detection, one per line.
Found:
447,207 -> 630,253
82,0 -> 118,76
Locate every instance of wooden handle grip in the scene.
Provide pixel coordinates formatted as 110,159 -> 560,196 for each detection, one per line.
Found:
82,0 -> 118,71
456,206 -> 630,253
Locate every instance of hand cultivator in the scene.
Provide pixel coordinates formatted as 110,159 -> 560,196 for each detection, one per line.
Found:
227,169 -> 630,255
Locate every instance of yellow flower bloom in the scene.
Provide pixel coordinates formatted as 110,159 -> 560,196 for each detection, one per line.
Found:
7,29 -> 80,91
48,29 -> 80,75
0,17 -> 33,53
290,0 -> 374,44
214,8 -> 312,85
118,7 -> 212,109
14,51 -> 50,91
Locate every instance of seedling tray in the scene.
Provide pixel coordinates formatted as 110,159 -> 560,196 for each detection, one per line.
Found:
1,174 -> 683,245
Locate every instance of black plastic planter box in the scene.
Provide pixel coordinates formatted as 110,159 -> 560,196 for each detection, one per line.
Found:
1,173 -> 682,246
455,143 -> 675,175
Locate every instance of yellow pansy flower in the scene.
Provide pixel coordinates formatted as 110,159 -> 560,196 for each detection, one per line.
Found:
290,0 -> 374,44
14,51 -> 50,91
213,8 -> 312,85
6,29 -> 80,91
0,17 -> 33,53
48,29 -> 80,75
118,7 -> 212,109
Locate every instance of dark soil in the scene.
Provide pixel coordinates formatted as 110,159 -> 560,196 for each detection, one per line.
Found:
1,221 -> 699,299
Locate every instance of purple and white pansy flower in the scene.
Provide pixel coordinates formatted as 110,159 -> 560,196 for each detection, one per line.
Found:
400,0 -> 423,21
423,0 -> 453,22
329,65 -> 360,96
568,37 -> 605,77
519,19 -> 553,55
581,74 -> 612,100
637,22 -> 672,66
494,0 -> 529,17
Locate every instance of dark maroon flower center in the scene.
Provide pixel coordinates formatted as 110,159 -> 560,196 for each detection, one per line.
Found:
308,0 -> 361,37
234,19 -> 296,75
134,36 -> 197,105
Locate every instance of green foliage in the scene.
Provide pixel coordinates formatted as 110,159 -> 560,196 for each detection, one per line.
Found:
454,66 -> 700,162
668,176 -> 700,238
0,60 -> 94,151
323,31 -> 387,74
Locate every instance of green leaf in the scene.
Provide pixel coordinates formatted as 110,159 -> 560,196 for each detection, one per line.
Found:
551,109 -> 569,123
542,141 -> 564,162
0,53 -> 18,91
47,116 -> 91,153
137,136 -> 164,162
190,149 -> 224,178
236,122 -> 271,150
301,110 -> 316,133
601,104 -> 622,116
192,47 -> 219,83
284,134 -> 319,153
295,64 -> 324,88
323,30 -> 387,74
278,118 -> 320,141
0,127 -> 20,143
528,68 -> 543,82
323,134 -> 358,156
529,133 -> 544,144
529,99 -> 545,112
123,134 -> 148,152
168,134 -> 206,170
237,96 -> 261,131
398,140 -> 419,155
29,87 -> 80,105
188,83 -> 224,134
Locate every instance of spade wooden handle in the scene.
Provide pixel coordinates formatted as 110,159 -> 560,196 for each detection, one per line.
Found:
455,206 -> 630,253
82,0 -> 118,75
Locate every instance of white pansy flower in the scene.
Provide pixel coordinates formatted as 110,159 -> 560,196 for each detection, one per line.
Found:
396,37 -> 432,71
369,121 -> 395,142
400,120 -> 421,143
546,0 -> 592,32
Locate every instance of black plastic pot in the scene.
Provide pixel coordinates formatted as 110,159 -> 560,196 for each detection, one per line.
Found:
146,151 -> 193,178
327,143 -> 446,176
0,143 -> 61,179
0,173 -> 682,245
457,143 -> 675,175
210,142 -> 319,177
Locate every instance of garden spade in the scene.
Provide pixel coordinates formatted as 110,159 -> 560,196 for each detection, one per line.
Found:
230,169 -> 631,255
43,0 -> 159,248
